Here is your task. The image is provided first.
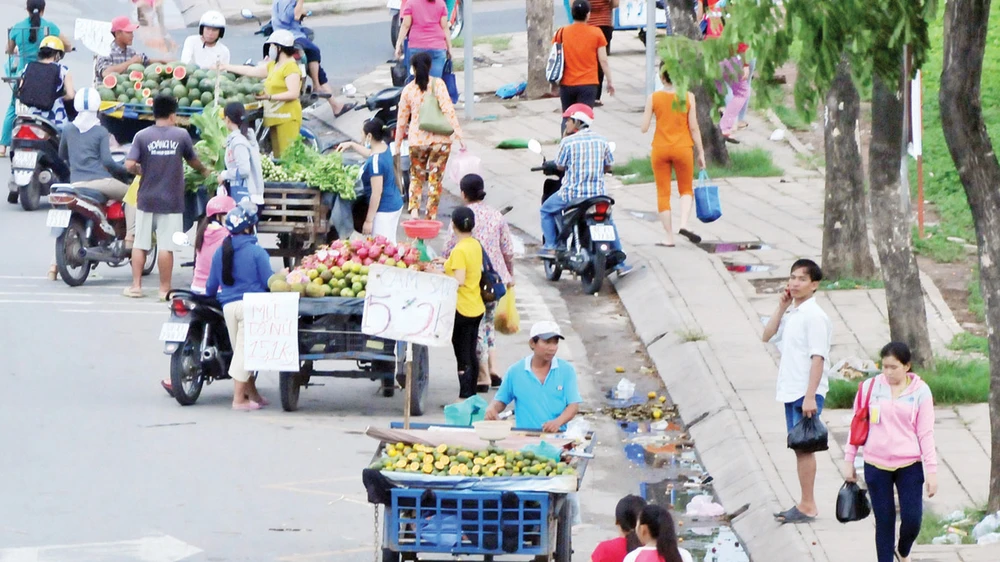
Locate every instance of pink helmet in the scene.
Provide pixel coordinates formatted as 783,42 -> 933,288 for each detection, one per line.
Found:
206,195 -> 236,217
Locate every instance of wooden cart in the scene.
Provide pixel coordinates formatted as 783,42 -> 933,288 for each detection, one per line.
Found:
257,182 -> 330,267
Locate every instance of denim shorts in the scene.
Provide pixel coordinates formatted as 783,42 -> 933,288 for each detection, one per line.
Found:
294,38 -> 328,85
784,394 -> 825,433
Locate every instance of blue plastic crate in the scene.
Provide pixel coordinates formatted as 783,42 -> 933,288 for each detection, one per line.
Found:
387,489 -> 551,555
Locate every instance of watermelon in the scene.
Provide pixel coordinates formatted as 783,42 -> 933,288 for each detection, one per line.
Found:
205,70 -> 218,79
141,88 -> 153,99
173,66 -> 187,81
178,97 -> 191,108
187,88 -> 201,100
127,63 -> 145,73
97,87 -> 115,101
191,99 -> 204,108
199,78 -> 214,91
133,81 -> 143,91
200,91 -> 214,105
142,79 -> 158,90
102,74 -> 118,89
144,98 -> 154,107
190,69 -> 206,83
129,70 -> 144,82
117,93 -> 129,103
223,72 -> 236,82
172,84 -> 187,98
163,65 -> 174,75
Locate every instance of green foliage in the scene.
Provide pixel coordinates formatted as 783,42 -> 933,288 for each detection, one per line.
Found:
773,105 -> 812,131
948,332 -> 988,355
825,358 -> 990,409
969,266 -> 985,322
278,138 -> 360,200
184,102 -> 226,192
614,149 -> 783,184
917,506 -> 988,545
913,226 -> 966,262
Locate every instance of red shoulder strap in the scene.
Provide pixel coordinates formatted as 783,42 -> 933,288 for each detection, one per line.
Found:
863,378 -> 876,407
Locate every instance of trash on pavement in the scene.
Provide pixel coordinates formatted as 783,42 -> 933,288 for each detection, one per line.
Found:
972,512 -> 1000,540
563,418 -> 591,442
614,377 -> 636,400
931,533 -> 962,545
703,526 -> 749,562
942,510 -> 967,524
830,356 -> 880,380
769,129 -> 786,141
978,532 -> 1000,545
685,494 -> 725,517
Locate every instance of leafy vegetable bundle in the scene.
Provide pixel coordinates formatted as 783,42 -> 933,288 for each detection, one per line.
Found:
273,138 -> 361,201
183,103 -> 227,193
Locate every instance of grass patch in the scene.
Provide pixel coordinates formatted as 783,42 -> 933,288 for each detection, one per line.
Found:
825,358 -> 990,409
773,104 -> 812,131
678,328 -> 708,342
819,278 -> 884,291
913,226 -> 966,263
451,35 -> 512,51
614,148 -> 783,184
948,332 -> 988,355
917,506 -> 989,545
913,7 -> 1000,263
795,151 -> 825,169
452,59 -> 464,72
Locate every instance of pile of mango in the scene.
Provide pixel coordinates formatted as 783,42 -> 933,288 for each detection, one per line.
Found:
370,443 -> 576,478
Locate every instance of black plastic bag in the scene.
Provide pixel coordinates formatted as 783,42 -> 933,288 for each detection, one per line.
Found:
787,416 -> 829,452
391,60 -> 408,88
836,482 -> 872,523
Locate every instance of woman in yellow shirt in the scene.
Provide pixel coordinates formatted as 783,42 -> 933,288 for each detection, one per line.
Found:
444,206 -> 485,400
222,30 -> 302,157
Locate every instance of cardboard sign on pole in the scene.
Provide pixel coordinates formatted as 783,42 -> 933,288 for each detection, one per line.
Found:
243,292 -> 300,371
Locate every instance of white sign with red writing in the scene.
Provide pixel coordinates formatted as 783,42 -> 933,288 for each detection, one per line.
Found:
362,265 -> 458,347
244,292 -> 300,371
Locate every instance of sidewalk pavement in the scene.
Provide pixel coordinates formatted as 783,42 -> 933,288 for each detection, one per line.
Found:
173,0 -> 387,26
320,29 -> 995,561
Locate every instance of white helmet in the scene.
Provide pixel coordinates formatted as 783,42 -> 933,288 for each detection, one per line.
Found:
199,10 -> 226,38
74,88 -> 102,113
266,29 -> 296,48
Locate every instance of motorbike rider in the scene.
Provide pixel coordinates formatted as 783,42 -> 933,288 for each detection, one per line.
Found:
181,11 -> 231,70
17,35 -> 74,130
538,103 -> 633,277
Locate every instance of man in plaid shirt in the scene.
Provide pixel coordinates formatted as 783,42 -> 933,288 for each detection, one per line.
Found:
95,16 -> 163,83
538,104 -> 632,276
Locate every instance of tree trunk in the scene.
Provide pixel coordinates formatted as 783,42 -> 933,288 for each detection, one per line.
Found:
867,74 -> 933,368
821,58 -> 877,280
939,0 -> 1000,513
525,0 -> 554,99
665,0 -> 730,166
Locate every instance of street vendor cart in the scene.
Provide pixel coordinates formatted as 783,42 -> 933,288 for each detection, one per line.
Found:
362,422 -> 594,562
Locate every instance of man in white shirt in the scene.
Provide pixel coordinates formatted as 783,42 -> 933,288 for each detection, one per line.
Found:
761,258 -> 832,525
180,11 -> 231,70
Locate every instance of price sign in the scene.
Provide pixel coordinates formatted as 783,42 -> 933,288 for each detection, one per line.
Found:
362,265 -> 459,347
75,19 -> 113,57
244,292 -> 300,371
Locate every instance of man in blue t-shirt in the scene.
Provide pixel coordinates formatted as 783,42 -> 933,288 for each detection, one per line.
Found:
484,321 -> 583,432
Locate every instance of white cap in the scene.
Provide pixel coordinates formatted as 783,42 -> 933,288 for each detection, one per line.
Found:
266,29 -> 296,48
530,321 -> 564,341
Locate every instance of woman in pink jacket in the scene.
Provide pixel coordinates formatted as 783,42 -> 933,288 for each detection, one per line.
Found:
842,342 -> 938,562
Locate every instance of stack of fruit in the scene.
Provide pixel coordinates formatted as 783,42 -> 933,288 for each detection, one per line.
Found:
98,63 -> 265,109
266,236 -> 432,298
369,443 -> 577,478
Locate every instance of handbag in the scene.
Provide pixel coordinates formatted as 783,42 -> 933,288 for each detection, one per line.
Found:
442,59 -> 460,104
835,482 -> 872,523
479,246 -> 507,304
849,378 -> 877,446
390,58 -> 408,88
694,170 -> 722,223
545,28 -> 565,84
418,79 -> 455,135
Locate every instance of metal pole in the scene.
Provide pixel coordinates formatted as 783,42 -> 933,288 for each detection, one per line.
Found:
916,70 -> 925,238
899,45 -> 911,212
463,0 -> 474,120
645,0 -> 657,96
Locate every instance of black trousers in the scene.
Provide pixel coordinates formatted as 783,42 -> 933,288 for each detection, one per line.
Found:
596,25 -> 613,100
559,84 -> 599,134
452,312 -> 483,398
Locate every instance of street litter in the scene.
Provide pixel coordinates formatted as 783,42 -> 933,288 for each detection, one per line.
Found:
703,526 -> 749,562
972,512 -> 1000,540
978,532 -> 1000,545
769,129 -> 786,141
686,495 -> 725,517
942,510 -> 967,524
613,377 -> 636,400
830,357 -> 880,381
931,533 -> 962,545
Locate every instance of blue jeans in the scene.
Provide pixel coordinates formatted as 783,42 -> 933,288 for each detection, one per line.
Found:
540,194 -> 622,253
783,394 -> 825,433
866,462 -> 924,562
408,47 -> 447,79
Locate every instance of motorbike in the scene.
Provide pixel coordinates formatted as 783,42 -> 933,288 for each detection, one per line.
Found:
46,146 -> 156,286
4,103 -> 71,211
388,0 -> 463,48
161,284 -> 233,406
528,139 -> 625,294
241,8 -> 315,42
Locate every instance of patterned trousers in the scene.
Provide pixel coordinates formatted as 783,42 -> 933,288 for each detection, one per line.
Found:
408,143 -> 452,219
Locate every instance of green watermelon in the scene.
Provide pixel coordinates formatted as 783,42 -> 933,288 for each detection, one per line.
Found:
142,79 -> 159,90
172,84 -> 187,98
200,91 -> 214,105
199,78 -> 214,91
190,69 -> 206,83
187,88 -> 201,100
178,97 -> 191,108
97,87 -> 115,101
172,65 -> 188,81
205,70 -> 218,79
223,72 -> 236,81
191,99 -> 204,108
117,93 -> 129,103
243,94 -> 255,104
144,65 -> 159,78
128,70 -> 144,82
127,63 -> 146,73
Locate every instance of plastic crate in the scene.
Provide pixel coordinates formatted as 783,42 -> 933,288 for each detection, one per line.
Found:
387,489 -> 550,555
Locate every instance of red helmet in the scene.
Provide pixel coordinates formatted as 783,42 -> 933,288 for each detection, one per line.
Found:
562,103 -> 594,126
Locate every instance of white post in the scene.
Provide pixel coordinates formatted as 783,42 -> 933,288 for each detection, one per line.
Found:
645,0 -> 657,96
463,0 -> 474,120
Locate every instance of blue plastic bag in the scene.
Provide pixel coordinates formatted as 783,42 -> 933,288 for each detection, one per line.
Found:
694,170 -> 722,223
442,59 -> 460,104
521,440 -> 562,463
443,395 -> 488,426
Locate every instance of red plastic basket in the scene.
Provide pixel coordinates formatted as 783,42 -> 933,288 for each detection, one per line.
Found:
402,219 -> 443,239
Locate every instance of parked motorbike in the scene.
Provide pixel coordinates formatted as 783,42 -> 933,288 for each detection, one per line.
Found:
388,0 -> 463,48
528,139 -> 624,294
161,284 -> 233,406
5,107 -> 71,211
241,8 -> 315,42
47,147 -> 156,286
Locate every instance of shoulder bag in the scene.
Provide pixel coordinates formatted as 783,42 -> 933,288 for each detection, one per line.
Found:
418,79 -> 455,136
848,378 -> 877,446
479,245 -> 507,304
546,28 -> 565,84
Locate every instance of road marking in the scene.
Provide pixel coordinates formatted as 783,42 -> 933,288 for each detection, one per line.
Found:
0,534 -> 201,562
60,309 -> 164,315
277,547 -> 372,561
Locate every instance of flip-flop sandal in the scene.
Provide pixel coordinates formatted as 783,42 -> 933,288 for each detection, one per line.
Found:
122,287 -> 145,298
490,374 -> 503,388
775,506 -> 816,524
679,229 -> 702,243
655,242 -> 676,247
334,103 -> 357,118
158,292 -> 170,302
724,136 -> 741,144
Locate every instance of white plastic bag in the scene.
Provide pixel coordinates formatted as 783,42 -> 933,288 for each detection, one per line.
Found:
613,378 -> 635,400
978,532 -> 1000,545
446,148 -> 482,187
564,418 -> 591,441
972,513 -> 1000,540
685,494 -> 725,517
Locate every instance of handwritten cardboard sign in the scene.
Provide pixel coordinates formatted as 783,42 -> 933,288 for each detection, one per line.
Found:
75,19 -> 113,58
362,265 -> 459,347
244,292 -> 300,371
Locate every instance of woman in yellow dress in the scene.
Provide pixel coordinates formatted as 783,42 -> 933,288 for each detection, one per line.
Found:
221,30 -> 302,157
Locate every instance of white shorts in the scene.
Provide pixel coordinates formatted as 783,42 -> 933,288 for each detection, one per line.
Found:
134,210 -> 182,252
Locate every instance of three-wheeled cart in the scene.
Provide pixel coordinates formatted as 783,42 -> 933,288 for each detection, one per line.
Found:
364,423 -> 595,562
279,298 -> 430,414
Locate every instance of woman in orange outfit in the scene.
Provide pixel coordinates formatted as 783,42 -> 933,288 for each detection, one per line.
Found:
640,66 -> 707,246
